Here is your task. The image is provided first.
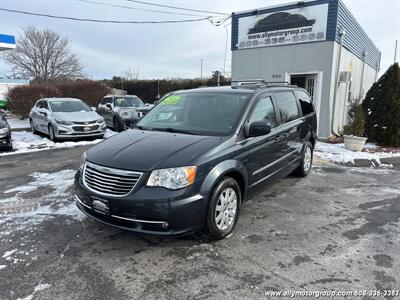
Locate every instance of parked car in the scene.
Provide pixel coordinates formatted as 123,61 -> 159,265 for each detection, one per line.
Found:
97,95 -> 152,132
29,98 -> 106,141
0,112 -> 12,150
75,82 -> 317,240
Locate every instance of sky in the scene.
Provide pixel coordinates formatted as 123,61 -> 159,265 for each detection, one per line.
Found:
0,0 -> 399,80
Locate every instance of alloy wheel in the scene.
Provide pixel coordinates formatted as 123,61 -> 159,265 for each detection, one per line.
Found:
215,187 -> 237,231
303,146 -> 312,173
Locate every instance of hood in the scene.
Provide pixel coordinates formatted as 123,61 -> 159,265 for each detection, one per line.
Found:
52,111 -> 100,122
86,129 -> 225,171
115,106 -> 151,113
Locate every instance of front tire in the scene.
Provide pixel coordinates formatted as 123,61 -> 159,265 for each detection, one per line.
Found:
30,119 -> 37,134
202,177 -> 241,240
48,124 -> 57,142
113,117 -> 124,132
293,141 -> 313,177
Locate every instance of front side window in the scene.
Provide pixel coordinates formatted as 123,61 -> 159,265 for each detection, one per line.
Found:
50,100 -> 91,112
273,91 -> 299,123
137,92 -> 251,136
41,101 -> 49,110
248,96 -> 277,128
114,97 -> 144,108
295,90 -> 314,115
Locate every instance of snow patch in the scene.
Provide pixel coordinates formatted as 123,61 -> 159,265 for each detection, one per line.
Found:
1,129 -> 117,156
0,264 -> 6,270
17,283 -> 51,300
6,117 -> 30,129
0,169 -> 85,232
315,142 -> 400,164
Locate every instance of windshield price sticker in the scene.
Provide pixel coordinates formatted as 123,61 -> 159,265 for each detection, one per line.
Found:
161,95 -> 181,105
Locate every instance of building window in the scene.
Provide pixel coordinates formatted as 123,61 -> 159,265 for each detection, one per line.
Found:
306,78 -> 315,100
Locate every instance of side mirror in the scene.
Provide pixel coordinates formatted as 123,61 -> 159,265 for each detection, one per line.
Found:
246,121 -> 271,137
91,106 -> 97,111
106,103 -> 112,109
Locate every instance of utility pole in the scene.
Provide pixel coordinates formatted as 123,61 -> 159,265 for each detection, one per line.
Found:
395,40 -> 398,64
200,59 -> 203,79
157,79 -> 160,99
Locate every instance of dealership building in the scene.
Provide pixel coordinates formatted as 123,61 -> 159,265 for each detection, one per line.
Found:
231,0 -> 380,139
0,34 -> 27,109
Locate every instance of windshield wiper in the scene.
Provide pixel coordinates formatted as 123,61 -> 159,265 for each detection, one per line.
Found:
133,125 -> 150,131
152,127 -> 197,135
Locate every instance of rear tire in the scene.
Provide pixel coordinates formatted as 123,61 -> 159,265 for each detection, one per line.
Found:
293,141 -> 313,177
201,177 -> 241,240
113,117 -> 124,132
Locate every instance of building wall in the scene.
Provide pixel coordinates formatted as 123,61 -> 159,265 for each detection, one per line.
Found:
232,41 -> 335,137
0,80 -> 29,100
330,43 -> 379,134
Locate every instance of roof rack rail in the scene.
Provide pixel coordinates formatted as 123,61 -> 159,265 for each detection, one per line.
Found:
231,79 -> 296,89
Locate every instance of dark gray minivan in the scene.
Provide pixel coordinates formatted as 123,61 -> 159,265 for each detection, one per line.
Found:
75,82 -> 317,240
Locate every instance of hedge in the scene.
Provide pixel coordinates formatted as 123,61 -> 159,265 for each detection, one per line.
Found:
104,77 -> 230,103
7,80 -> 111,119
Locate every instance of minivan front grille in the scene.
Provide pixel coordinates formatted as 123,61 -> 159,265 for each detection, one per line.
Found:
83,162 -> 142,197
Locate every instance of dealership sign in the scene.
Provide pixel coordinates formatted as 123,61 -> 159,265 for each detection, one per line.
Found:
237,4 -> 328,49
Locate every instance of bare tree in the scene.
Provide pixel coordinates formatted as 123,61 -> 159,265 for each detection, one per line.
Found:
3,26 -> 83,84
123,67 -> 140,80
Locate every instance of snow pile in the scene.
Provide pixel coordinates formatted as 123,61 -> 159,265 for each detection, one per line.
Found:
0,129 -> 117,156
315,142 -> 400,165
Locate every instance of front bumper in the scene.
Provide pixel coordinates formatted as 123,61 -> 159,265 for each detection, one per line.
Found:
0,133 -> 11,148
121,117 -> 139,129
56,123 -> 106,139
74,171 -> 207,236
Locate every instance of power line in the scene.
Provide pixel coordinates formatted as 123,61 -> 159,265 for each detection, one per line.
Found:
77,0 -> 208,17
124,0 -> 229,16
0,7 -> 211,24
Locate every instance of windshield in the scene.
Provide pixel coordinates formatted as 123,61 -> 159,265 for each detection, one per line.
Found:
50,100 -> 92,113
137,92 -> 251,136
114,97 -> 144,108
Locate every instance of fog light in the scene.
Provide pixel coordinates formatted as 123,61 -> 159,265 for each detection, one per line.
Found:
161,222 -> 169,228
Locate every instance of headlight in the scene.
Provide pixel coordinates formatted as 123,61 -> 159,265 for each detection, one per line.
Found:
119,110 -> 131,118
96,117 -> 105,124
79,152 -> 87,170
0,127 -> 9,134
55,119 -> 73,125
147,166 -> 197,190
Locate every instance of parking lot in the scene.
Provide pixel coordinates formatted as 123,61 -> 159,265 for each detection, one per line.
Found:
0,145 -> 399,299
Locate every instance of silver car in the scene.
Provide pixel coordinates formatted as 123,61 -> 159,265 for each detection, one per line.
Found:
29,98 -> 106,141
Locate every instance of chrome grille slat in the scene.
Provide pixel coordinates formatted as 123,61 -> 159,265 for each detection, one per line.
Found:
85,166 -> 140,180
83,161 -> 143,197
85,177 -> 134,190
85,175 -> 136,187
85,168 -> 138,182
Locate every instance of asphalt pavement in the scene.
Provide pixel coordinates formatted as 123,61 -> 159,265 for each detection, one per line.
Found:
0,146 -> 399,299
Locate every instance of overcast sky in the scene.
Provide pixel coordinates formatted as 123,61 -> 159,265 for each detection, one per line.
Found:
0,0 -> 399,79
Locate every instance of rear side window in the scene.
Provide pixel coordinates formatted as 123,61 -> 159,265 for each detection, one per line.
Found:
273,91 -> 299,123
295,90 -> 314,115
248,96 -> 277,128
